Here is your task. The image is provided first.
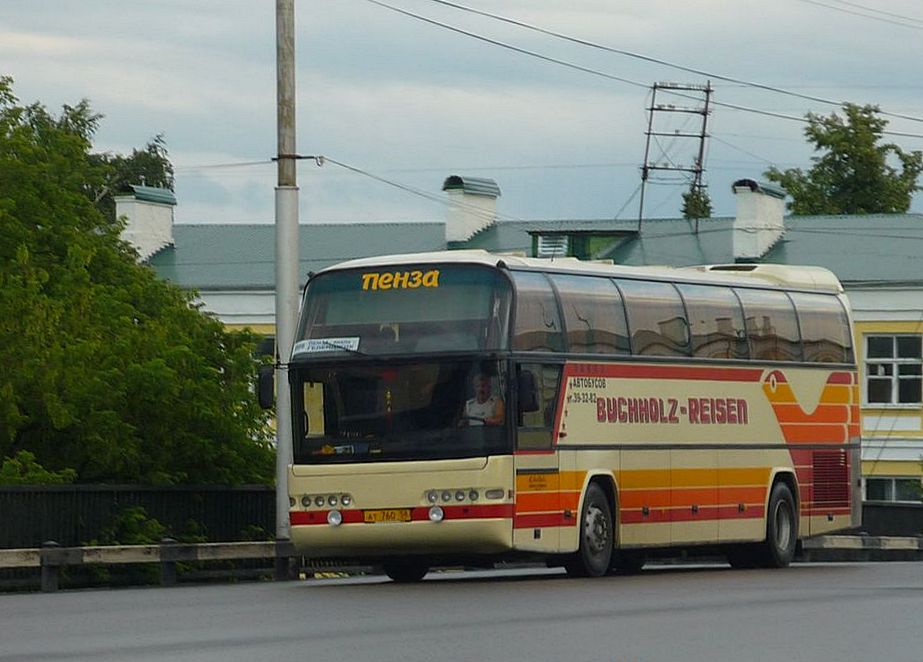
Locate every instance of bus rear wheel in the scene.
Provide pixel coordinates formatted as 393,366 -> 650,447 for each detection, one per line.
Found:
565,482 -> 613,578
383,560 -> 429,583
758,482 -> 798,568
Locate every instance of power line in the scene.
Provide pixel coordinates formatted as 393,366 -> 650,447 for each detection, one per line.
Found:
828,0 -> 923,25
794,0 -> 923,30
322,155 -> 528,223
418,0 -> 923,125
363,0 -> 923,139
363,0 -> 649,89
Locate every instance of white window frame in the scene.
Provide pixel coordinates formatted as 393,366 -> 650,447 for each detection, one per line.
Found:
864,334 -> 922,407
863,476 -> 922,503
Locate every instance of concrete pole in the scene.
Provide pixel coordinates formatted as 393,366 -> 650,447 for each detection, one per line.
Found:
274,0 -> 299,568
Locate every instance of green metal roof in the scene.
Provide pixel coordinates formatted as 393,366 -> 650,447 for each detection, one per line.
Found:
732,178 -> 787,200
442,175 -> 501,198
607,213 -> 923,286
118,184 -> 177,206
147,213 -> 923,290
148,222 -> 445,290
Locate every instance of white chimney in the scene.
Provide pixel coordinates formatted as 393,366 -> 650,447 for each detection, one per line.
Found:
442,175 -> 500,242
732,178 -> 787,262
115,185 -> 177,261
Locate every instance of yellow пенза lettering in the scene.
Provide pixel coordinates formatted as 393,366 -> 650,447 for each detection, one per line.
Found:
360,269 -> 440,291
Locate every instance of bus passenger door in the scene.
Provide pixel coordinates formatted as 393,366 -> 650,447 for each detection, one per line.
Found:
513,363 -> 565,553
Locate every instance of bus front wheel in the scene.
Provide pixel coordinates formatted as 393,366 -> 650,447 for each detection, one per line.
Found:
565,482 -> 613,578
383,560 -> 429,583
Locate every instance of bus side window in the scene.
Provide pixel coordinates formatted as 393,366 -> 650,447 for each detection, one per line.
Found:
790,292 -> 854,363
511,272 -> 564,352
676,284 -> 749,360
516,364 -> 562,450
549,274 -> 630,355
616,279 -> 690,357
736,288 -> 803,362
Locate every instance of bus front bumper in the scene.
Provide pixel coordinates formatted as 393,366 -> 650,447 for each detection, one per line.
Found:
290,509 -> 513,558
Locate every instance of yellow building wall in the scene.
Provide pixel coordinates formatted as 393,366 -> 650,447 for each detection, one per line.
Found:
854,320 -> 923,480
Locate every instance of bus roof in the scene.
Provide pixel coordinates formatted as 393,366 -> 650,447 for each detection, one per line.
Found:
320,250 -> 844,293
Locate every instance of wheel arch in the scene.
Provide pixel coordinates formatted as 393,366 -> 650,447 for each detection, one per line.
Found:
564,471 -> 618,553
767,469 -> 800,512
766,468 -> 800,542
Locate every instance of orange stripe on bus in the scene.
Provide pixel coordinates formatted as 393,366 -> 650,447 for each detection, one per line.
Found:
779,423 -> 847,443
516,492 -> 580,512
619,486 -> 766,509
771,403 -> 850,424
516,474 -> 561,492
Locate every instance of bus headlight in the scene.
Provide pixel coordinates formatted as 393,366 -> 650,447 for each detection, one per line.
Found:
328,495 -> 338,507
301,495 -> 312,507
327,510 -> 343,526
315,496 -> 325,507
428,506 -> 444,522
289,497 -> 296,508
340,494 -> 352,506
469,490 -> 479,501
441,490 -> 452,503
455,490 -> 465,502
426,490 -> 439,503
485,489 -> 504,500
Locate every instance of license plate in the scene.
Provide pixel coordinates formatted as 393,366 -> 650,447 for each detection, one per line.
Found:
363,509 -> 412,523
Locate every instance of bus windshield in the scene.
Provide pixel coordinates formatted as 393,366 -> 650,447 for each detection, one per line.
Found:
293,360 -> 509,463
294,265 -> 511,357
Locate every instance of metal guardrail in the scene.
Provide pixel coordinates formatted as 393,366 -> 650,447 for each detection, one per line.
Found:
0,540 -> 297,592
2,535 -> 921,592
800,534 -> 923,562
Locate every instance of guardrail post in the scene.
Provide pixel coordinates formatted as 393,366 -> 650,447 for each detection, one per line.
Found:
40,541 -> 61,592
160,538 -> 178,587
274,538 -> 298,581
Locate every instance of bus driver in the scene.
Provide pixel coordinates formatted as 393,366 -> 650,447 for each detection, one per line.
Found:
461,372 -> 505,426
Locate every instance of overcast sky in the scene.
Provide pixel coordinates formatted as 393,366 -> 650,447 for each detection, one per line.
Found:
4,0 -> 923,225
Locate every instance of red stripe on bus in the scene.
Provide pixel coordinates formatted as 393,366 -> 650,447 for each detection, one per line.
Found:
513,513 -> 572,529
567,364 -> 764,382
290,504 -> 514,527
826,372 -> 854,385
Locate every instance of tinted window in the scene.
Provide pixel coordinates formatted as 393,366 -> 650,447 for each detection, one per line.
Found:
298,265 -> 511,356
735,289 -> 802,361
676,284 -> 748,360
550,274 -> 630,354
516,363 -> 563,450
617,279 -> 690,356
790,293 -> 854,363
511,272 -> 564,352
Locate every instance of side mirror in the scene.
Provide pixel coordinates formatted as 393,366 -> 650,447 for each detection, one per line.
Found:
257,364 -> 275,409
517,369 -> 539,414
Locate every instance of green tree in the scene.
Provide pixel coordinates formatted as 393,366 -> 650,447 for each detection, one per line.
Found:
681,185 -> 712,220
90,134 -> 175,222
0,450 -> 76,485
765,103 -> 923,215
0,77 -> 273,485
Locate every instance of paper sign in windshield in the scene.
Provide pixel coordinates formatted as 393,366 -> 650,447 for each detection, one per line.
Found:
292,337 -> 360,355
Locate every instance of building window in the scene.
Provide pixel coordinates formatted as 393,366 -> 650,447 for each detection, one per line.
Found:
864,477 -> 921,503
865,335 -> 922,405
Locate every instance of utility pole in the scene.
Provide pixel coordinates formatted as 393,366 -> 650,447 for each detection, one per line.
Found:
274,0 -> 299,578
638,81 -> 712,232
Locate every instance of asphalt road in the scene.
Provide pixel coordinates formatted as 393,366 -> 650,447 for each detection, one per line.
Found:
1,563 -> 921,662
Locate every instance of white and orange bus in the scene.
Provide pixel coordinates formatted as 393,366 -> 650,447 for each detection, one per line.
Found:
281,250 -> 860,581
